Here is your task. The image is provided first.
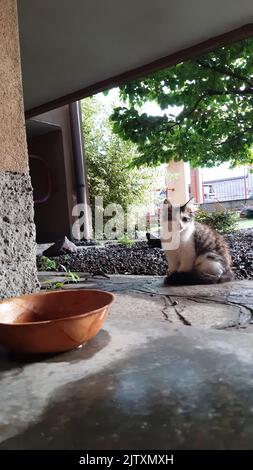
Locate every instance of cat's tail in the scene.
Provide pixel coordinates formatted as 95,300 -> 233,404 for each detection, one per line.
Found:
164,270 -> 233,286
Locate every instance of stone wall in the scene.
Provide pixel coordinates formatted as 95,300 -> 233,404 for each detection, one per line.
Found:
0,172 -> 39,299
0,0 -> 39,299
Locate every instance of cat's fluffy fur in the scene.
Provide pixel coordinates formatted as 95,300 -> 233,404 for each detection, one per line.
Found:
163,199 -> 234,285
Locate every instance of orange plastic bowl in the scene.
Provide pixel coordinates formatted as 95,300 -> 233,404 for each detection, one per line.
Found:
0,289 -> 114,354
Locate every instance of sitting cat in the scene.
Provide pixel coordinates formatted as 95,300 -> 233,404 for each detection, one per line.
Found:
162,198 -> 234,285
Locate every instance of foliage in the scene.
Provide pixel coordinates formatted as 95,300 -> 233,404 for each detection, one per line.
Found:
38,256 -> 80,289
110,38 -> 253,168
118,234 -> 134,246
81,96 -> 155,218
195,208 -> 239,234
45,271 -> 80,290
38,256 -> 56,271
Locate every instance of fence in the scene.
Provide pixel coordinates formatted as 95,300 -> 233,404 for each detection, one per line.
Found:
203,173 -> 253,202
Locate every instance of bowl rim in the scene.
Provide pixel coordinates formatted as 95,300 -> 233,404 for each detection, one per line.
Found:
0,289 -> 115,327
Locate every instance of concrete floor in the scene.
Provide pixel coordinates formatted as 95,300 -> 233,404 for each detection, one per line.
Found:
0,275 -> 253,449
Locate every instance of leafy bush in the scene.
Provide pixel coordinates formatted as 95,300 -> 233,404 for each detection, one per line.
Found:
118,234 -> 134,246
38,256 -> 56,271
45,271 -> 80,290
38,256 -> 81,290
195,208 -> 239,234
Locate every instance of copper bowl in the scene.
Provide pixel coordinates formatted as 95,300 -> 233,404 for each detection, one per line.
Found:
0,289 -> 114,354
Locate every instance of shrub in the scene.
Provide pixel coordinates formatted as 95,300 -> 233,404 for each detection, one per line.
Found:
38,256 -> 56,271
118,234 -> 134,246
195,208 -> 239,234
38,256 -> 81,290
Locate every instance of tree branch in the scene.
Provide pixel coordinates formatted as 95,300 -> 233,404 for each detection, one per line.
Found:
213,126 -> 253,147
164,85 -> 252,133
206,88 -> 253,96
165,94 -> 206,131
197,59 -> 253,88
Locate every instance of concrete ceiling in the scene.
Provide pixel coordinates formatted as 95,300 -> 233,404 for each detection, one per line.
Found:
17,0 -> 253,116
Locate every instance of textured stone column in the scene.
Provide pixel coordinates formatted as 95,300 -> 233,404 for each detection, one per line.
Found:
167,161 -> 190,205
0,0 -> 39,299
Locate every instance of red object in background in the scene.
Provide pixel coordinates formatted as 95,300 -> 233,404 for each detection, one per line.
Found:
191,169 -> 198,202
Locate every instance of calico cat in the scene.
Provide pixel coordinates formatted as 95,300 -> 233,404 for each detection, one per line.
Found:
163,198 -> 234,285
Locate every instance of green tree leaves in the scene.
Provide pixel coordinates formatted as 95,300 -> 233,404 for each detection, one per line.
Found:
110,38 -> 253,168
81,96 -> 154,216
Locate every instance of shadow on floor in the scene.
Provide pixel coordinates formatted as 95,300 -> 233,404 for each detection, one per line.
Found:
1,335 -> 253,450
0,330 -> 111,372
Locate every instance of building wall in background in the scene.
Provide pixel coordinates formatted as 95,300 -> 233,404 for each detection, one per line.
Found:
26,105 -> 89,243
32,106 -> 77,234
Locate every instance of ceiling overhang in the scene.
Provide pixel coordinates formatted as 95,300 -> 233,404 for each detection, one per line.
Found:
17,0 -> 253,118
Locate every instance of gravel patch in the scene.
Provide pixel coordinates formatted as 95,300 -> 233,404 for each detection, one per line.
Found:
225,229 -> 253,280
37,229 -> 253,280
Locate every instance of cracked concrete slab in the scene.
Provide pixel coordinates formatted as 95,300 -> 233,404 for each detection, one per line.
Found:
1,274 -> 253,449
39,273 -> 253,330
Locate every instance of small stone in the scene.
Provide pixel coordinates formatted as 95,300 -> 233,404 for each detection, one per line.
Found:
43,236 -> 78,257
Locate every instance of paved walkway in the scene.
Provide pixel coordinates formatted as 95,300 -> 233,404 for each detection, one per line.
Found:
0,275 -> 253,449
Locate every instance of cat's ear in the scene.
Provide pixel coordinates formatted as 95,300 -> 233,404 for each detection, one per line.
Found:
181,197 -> 196,213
